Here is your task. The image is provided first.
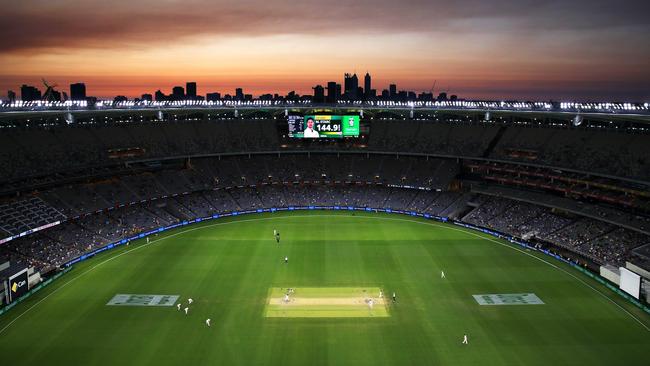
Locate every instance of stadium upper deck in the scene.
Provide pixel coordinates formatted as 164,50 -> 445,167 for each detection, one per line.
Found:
0,104 -> 649,188
1,99 -> 649,118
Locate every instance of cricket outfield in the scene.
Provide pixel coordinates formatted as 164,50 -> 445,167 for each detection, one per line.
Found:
0,211 -> 648,366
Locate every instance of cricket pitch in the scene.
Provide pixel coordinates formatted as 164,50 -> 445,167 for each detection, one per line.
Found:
264,287 -> 390,318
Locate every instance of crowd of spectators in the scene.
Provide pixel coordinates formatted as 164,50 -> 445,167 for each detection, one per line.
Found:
2,182 -> 648,274
0,142 -> 649,275
1,115 -> 648,186
462,195 -> 649,267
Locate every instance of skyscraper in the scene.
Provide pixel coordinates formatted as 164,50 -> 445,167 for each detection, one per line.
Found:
313,85 -> 325,103
20,85 -> 41,101
364,72 -> 371,99
155,90 -> 167,101
235,88 -> 244,100
389,84 -> 397,99
70,83 -> 86,100
186,82 -> 197,99
344,73 -> 359,100
327,82 -> 342,103
172,86 -> 185,100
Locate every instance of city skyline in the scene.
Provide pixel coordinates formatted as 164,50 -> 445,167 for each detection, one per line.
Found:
1,0 -> 649,101
10,72 -> 460,103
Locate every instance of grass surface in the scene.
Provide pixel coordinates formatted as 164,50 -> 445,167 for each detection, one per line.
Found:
0,211 -> 648,365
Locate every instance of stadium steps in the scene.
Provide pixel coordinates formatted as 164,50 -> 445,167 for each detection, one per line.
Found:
404,190 -> 419,210
197,192 -> 219,212
174,197 -> 202,218
121,179 -> 145,200
431,159 -> 461,189
482,125 -> 508,158
225,190 -> 244,211
144,205 -> 175,226
41,191 -> 77,218
162,202 -> 192,221
440,192 -> 473,219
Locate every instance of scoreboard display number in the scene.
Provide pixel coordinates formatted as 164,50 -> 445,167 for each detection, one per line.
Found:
288,115 -> 359,138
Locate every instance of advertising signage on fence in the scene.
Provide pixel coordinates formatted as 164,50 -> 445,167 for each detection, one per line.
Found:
8,268 -> 29,303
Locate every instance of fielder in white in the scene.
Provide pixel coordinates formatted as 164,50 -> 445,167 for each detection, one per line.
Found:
462,334 -> 468,344
441,271 -> 446,279
284,294 -> 290,303
184,307 -> 189,315
206,319 -> 211,327
188,298 -> 193,305
368,299 -> 374,310
177,303 -> 181,311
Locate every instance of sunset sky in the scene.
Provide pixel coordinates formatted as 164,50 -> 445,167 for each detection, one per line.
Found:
1,0 -> 649,100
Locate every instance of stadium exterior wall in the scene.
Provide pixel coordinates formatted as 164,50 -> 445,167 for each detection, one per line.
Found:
1,207 -> 648,317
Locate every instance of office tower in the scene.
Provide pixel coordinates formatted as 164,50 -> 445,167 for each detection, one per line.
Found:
235,88 -> 244,100
364,72 -> 371,98
344,73 -> 359,99
172,86 -> 185,100
20,85 -> 42,101
313,85 -> 325,103
389,84 -> 397,99
327,81 -> 337,103
186,82 -> 197,99
70,83 -> 86,100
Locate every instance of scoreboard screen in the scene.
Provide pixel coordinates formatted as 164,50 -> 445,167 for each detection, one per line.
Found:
288,115 -> 360,138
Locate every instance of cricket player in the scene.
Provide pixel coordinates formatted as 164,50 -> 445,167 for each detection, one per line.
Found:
462,334 -> 468,344
284,294 -> 290,303
273,229 -> 277,236
188,298 -> 193,305
177,303 -> 181,311
284,256 -> 288,263
368,299 -> 374,310
206,319 -> 211,327
441,271 -> 446,279
146,237 -> 150,244
184,307 -> 189,315
379,290 -> 383,298
392,292 -> 396,302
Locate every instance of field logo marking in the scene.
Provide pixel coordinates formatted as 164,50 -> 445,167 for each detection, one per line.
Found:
473,293 -> 544,305
106,294 -> 179,307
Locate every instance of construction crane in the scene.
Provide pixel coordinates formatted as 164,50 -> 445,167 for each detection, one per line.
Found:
429,80 -> 437,95
41,78 -> 60,102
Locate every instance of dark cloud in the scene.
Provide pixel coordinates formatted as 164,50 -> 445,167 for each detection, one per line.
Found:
1,0 -> 649,52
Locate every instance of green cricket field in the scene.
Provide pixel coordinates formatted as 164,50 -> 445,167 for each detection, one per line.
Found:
0,211 -> 648,365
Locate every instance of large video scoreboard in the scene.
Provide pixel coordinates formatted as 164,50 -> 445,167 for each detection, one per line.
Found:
288,115 -> 360,138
